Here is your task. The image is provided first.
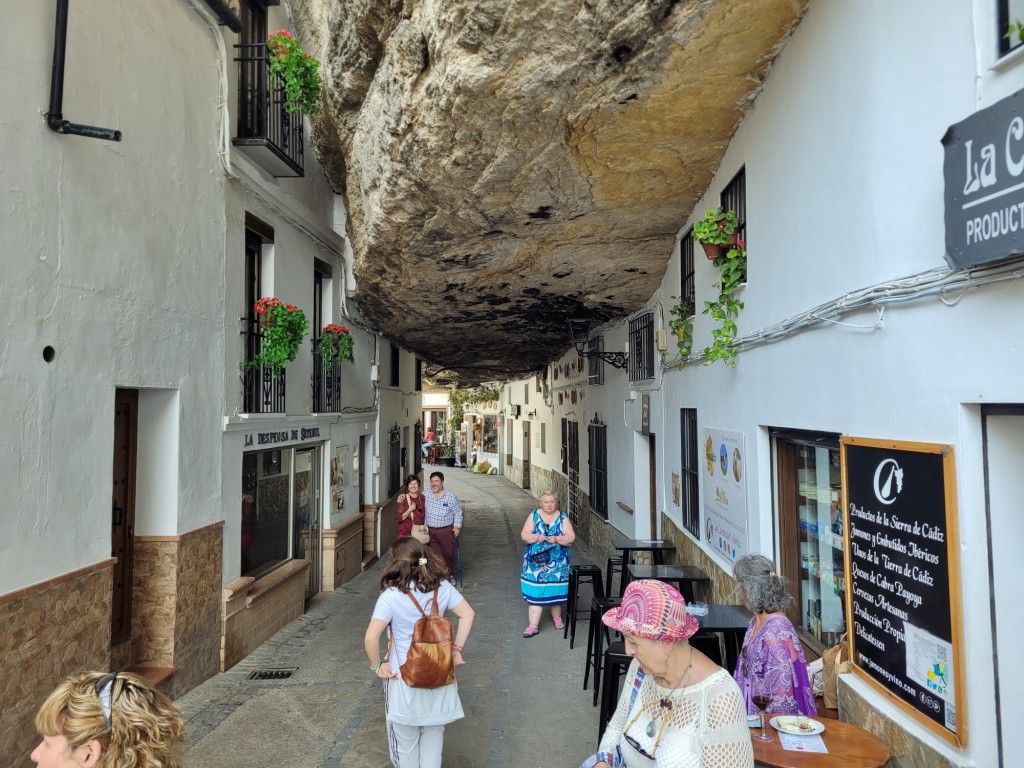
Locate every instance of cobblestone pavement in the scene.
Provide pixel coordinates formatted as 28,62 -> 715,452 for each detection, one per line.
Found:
178,471 -> 606,767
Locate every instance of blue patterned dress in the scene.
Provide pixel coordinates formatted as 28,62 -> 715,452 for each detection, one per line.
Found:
520,510 -> 571,605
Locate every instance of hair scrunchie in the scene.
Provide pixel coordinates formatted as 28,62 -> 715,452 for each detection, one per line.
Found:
418,557 -> 427,565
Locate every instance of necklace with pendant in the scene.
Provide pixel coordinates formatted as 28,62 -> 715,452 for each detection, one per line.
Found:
626,646 -> 695,751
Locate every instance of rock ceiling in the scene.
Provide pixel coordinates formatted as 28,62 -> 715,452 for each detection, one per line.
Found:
292,0 -> 809,384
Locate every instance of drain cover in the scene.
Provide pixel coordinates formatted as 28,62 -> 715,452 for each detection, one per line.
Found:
247,668 -> 297,681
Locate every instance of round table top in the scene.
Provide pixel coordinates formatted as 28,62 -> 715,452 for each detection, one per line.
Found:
752,716 -> 890,768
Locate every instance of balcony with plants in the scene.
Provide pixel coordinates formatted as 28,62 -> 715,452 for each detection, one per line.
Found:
233,30 -> 321,177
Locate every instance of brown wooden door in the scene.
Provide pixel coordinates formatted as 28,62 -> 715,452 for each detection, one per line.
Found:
111,389 -> 138,646
522,422 -> 531,490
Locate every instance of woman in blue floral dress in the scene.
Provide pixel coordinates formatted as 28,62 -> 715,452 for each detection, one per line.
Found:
520,490 -> 576,637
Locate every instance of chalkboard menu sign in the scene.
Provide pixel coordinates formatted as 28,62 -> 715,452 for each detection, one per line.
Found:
841,437 -> 966,748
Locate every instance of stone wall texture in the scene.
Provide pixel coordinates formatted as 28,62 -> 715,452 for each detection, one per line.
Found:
0,562 -> 112,761
170,523 -> 223,698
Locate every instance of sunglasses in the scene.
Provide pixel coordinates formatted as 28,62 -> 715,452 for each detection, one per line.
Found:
94,673 -> 117,732
623,731 -> 656,760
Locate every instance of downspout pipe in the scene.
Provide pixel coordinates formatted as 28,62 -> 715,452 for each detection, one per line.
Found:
46,0 -> 122,141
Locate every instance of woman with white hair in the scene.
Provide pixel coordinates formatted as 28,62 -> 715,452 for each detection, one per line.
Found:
732,554 -> 816,716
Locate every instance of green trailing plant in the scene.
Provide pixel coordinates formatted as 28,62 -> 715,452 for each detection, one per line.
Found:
267,29 -> 322,114
315,323 -> 355,369
702,240 -> 747,367
693,208 -> 740,247
668,296 -> 696,367
447,385 -> 501,436
250,297 -> 309,377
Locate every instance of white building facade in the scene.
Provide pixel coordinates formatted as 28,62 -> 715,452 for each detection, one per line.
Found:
0,0 -> 420,758
502,2 -> 1024,765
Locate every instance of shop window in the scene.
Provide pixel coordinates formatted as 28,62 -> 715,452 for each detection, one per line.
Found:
241,449 -> 293,579
774,431 -> 845,654
588,416 -> 608,518
482,415 -> 498,453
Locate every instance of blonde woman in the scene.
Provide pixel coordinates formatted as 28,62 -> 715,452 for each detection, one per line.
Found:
31,671 -> 184,768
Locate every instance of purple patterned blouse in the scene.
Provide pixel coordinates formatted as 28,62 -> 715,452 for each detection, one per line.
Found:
733,613 -> 817,716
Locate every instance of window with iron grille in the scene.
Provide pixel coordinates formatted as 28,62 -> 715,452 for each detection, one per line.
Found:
588,417 -> 608,519
679,228 -> 696,316
242,220 -> 285,414
387,425 -> 402,497
680,408 -> 700,539
588,336 -> 605,385
1000,1 -> 1024,56
311,260 -> 342,413
389,344 -> 400,387
720,167 -> 746,243
561,418 -> 568,474
628,313 -> 655,381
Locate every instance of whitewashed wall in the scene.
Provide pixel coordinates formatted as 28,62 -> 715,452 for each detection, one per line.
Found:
0,0 -> 226,592
651,1 -> 1018,764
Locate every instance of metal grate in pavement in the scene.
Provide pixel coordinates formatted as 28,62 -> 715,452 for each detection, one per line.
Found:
247,667 -> 297,681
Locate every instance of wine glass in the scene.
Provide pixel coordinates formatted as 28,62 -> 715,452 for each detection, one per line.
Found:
751,677 -> 774,742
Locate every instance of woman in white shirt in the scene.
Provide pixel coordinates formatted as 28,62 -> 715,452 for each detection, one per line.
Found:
364,538 -> 475,768
579,580 -> 753,768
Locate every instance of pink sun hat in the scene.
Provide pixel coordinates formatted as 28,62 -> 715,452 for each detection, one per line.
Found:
602,579 -> 700,641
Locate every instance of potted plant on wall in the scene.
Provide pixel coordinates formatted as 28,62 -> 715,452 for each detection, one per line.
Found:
693,208 -> 740,260
668,296 -> 696,368
702,240 -> 747,367
315,323 -> 355,369
266,29 -> 323,114
250,297 -> 309,378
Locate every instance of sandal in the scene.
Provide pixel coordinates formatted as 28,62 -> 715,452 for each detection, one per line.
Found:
522,625 -> 540,638
553,617 -> 565,630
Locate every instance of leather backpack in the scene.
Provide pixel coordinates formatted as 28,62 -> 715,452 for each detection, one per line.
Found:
399,589 -> 455,688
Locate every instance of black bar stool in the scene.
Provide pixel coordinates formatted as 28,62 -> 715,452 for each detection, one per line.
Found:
566,564 -> 604,647
599,641 -> 632,738
584,595 -> 621,704
605,555 -> 623,597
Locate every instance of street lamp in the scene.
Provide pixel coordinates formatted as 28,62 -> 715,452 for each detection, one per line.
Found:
567,318 -> 628,370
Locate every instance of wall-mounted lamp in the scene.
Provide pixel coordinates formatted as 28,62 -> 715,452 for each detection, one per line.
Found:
567,318 -> 628,370
527,409 -> 537,418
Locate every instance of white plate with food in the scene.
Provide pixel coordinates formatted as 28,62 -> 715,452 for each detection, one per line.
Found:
770,716 -> 825,735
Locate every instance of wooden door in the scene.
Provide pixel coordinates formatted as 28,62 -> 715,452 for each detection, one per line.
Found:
522,422 -> 531,490
111,389 -> 138,646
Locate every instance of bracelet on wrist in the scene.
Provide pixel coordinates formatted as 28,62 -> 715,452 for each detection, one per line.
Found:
453,644 -> 464,653
371,661 -> 384,672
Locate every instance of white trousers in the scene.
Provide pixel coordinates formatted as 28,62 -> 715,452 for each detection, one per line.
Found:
387,721 -> 445,768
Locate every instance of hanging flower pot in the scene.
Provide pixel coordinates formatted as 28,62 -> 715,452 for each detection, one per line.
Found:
250,297 -> 309,378
315,323 -> 355,369
694,208 -> 740,260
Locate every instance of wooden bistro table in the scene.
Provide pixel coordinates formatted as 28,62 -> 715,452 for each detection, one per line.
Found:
752,717 -> 890,768
610,539 -> 677,595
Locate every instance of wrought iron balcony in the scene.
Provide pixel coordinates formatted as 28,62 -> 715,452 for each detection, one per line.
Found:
311,338 -> 344,413
233,43 -> 304,177
241,319 -> 286,414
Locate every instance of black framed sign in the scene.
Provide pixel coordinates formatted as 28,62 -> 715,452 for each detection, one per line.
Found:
840,437 -> 966,748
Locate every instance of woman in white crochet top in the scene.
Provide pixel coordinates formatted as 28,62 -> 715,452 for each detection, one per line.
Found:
579,580 -> 753,768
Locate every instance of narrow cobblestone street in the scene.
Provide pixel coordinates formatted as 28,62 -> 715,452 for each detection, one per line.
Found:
178,471 -> 603,767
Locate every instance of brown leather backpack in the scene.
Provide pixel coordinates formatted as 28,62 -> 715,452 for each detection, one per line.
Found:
399,589 -> 455,688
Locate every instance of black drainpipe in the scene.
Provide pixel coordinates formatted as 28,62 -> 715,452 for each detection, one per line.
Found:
46,0 -> 122,141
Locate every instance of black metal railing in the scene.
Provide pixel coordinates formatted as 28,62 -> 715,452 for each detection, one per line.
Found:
234,43 -> 304,174
311,338 -> 343,413
628,312 -> 655,381
241,319 -> 286,413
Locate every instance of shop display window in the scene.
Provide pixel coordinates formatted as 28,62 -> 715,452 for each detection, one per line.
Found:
774,433 -> 846,654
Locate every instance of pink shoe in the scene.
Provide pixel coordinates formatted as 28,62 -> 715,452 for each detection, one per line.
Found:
522,625 -> 540,638
553,617 -> 565,630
